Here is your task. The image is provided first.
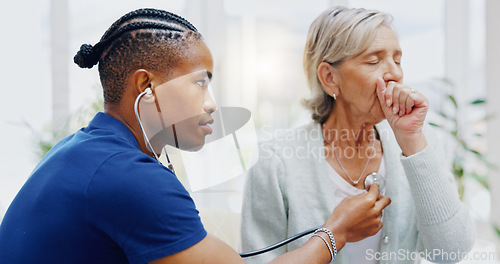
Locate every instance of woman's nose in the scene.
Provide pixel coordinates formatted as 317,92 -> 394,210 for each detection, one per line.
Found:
382,62 -> 403,83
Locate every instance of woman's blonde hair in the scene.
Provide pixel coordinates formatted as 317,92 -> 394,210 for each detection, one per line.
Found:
302,6 -> 392,123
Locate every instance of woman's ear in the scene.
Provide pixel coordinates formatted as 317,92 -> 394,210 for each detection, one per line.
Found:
132,69 -> 154,94
317,62 -> 340,97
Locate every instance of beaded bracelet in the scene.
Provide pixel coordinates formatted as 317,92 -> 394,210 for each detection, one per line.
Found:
312,234 -> 334,262
315,228 -> 337,261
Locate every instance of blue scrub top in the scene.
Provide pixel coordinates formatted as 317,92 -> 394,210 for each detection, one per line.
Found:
0,112 -> 207,264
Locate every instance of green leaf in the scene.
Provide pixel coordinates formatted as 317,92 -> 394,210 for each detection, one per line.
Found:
452,160 -> 464,178
463,147 -> 496,169
464,147 -> 498,169
448,94 -> 458,108
468,172 -> 489,190
495,225 -> 500,238
37,141 -> 55,159
468,149 -> 481,156
428,122 -> 441,128
479,156 -> 498,170
438,111 -> 453,120
470,99 -> 486,105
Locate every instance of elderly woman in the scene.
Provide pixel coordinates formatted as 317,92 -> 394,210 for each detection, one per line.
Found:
241,6 -> 475,264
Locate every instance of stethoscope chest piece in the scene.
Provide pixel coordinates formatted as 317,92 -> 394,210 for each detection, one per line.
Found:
364,172 -> 385,191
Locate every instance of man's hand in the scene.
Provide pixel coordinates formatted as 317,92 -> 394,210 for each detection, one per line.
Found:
323,183 -> 391,248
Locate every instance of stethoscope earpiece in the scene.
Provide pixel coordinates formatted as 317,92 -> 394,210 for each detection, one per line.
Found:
141,88 -> 156,104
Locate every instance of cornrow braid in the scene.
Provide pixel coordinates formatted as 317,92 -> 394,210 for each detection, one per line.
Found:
74,22 -> 183,69
101,8 -> 197,42
73,8 -> 203,103
101,21 -> 183,46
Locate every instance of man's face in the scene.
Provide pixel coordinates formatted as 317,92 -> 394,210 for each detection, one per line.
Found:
139,40 -> 216,152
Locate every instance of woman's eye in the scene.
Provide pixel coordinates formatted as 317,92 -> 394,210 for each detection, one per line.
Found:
394,56 -> 402,65
367,61 -> 379,65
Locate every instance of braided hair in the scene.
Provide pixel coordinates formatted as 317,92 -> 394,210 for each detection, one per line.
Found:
74,8 -> 202,103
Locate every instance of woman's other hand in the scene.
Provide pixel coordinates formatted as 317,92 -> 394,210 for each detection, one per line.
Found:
376,77 -> 428,156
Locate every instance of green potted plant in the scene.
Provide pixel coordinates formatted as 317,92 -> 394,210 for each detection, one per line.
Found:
428,78 -> 494,200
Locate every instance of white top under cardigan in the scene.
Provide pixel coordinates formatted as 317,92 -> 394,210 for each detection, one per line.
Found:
240,120 -> 475,264
326,157 -> 386,263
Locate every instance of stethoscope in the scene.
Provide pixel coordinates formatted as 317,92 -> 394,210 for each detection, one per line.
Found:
134,88 -> 175,172
239,172 -> 386,258
134,89 -> 387,258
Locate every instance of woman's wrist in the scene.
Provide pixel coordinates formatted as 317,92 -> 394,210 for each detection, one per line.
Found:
396,132 -> 428,157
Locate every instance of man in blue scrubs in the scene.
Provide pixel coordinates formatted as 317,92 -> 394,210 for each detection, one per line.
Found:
0,8 -> 390,264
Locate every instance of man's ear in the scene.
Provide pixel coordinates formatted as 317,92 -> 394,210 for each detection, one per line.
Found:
131,69 -> 154,94
317,62 -> 340,97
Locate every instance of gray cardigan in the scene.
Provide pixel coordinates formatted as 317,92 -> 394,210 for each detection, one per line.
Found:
240,120 -> 475,264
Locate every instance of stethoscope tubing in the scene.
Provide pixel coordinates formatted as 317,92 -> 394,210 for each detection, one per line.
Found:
239,226 -> 321,258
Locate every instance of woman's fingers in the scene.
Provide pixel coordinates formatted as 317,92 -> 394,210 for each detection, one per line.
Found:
405,93 -> 415,115
390,82 -> 401,115
399,87 -> 417,116
378,79 -> 416,117
376,78 -> 391,119
385,81 -> 395,107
